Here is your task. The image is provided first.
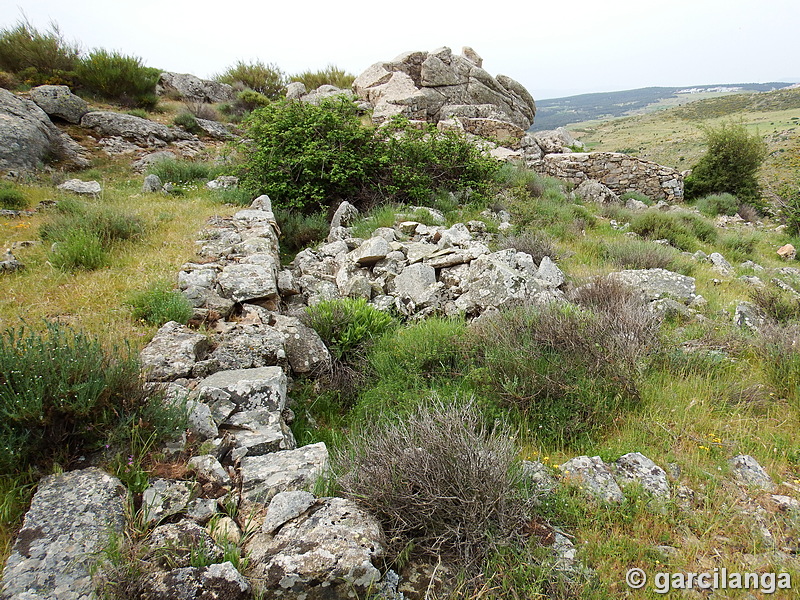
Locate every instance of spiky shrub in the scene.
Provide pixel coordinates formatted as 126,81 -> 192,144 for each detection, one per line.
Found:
274,208 -> 329,256
695,192 -> 739,217
337,399 -> 530,566
0,323 -> 183,474
215,59 -> 285,99
0,183 -> 27,210
684,121 -> 767,204
0,19 -> 79,85
630,209 -> 716,251
749,287 -> 800,323
75,49 -> 160,108
127,282 -> 193,326
49,228 -> 108,271
755,323 -> 800,405
290,64 -> 356,90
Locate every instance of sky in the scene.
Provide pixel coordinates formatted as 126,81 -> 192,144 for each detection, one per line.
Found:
2,0 -> 799,100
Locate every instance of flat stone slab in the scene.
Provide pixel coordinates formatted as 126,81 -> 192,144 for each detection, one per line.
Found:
559,456 -> 625,503
223,408 -> 296,456
240,443 -> 329,503
1,468 -> 126,600
218,263 -> 278,303
608,268 -> 696,304
199,366 -> 287,412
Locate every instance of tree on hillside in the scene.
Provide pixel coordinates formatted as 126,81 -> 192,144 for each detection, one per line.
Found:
684,121 -> 767,204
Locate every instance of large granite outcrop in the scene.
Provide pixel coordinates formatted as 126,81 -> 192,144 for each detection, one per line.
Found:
353,46 -> 536,130
157,72 -> 235,104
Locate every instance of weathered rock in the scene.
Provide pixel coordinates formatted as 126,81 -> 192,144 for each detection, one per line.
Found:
392,262 -> 438,309
708,252 -> 734,276
729,455 -> 775,491
351,236 -> 389,267
613,452 -> 670,500
209,325 -> 286,370
777,244 -> 796,260
535,256 -> 565,287
206,176 -> 239,190
199,367 -> 286,412
195,119 -> 236,140
272,316 -> 331,374
260,491 -> 317,534
29,85 -> 88,124
285,82 -> 307,100
559,456 -> 625,503
132,150 -> 177,172
521,460 -> 558,495
141,479 -> 198,525
1,468 -> 126,600
80,111 -> 195,146
533,127 -> 582,154
300,85 -> 355,105
140,321 -> 210,381
146,519 -> 223,568
188,455 -> 230,486
218,261 -> 278,303
143,173 -> 163,193
223,408 -> 296,455
240,442 -> 329,503
246,497 -> 384,598
540,152 -> 684,203
187,399 -> 219,440
0,88 -> 90,173
734,301 -> 766,331
0,249 -> 23,273
140,562 -> 249,600
157,72 -> 235,104
608,268 -> 696,304
575,179 -> 619,204
58,178 -> 101,196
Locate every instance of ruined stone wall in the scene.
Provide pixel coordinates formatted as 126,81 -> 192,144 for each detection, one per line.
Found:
540,152 -> 684,202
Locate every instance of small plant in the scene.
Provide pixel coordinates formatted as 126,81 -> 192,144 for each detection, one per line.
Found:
630,209 -> 716,251
75,49 -> 160,109
290,64 -> 356,90
600,238 -> 689,272
620,191 -> 651,205
695,193 -> 739,217
172,111 -> 202,135
337,399 -> 530,567
275,209 -> 329,256
756,323 -> 800,404
41,198 -> 145,248
779,182 -> 800,235
215,59 -> 285,99
147,158 -> 219,184
0,183 -> 27,210
749,287 -> 800,323
127,282 -> 193,326
49,228 -> 107,271
125,108 -> 149,119
719,230 -> 760,262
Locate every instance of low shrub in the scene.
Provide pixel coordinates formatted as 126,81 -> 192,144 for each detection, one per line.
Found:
719,231 -> 760,262
620,191 -> 651,205
49,228 -> 107,271
630,209 -> 716,250
185,101 -> 218,121
755,323 -> 800,404
172,111 -> 202,135
75,49 -> 160,109
0,70 -> 19,90
0,183 -> 27,210
210,188 -> 252,207
0,323 -> 184,474
0,19 -> 79,83
779,182 -> 800,235
290,64 -> 355,90
600,238 -> 685,271
41,198 -> 145,248
749,287 -> 800,323
337,399 -> 529,566
127,282 -> 193,326
498,231 -> 559,264
215,59 -> 285,99
275,209 -> 329,256
147,158 -> 219,184
695,193 -> 739,217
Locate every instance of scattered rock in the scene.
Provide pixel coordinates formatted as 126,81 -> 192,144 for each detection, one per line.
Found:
188,455 -> 230,487
777,244 -> 796,260
608,268 -> 696,304
559,456 -> 625,503
708,252 -> 734,276
140,562 -> 250,600
57,178 -> 102,196
206,176 -> 239,190
0,249 -> 23,273
734,301 -> 766,332
141,479 -> 198,525
575,179 -> 619,204
613,452 -> 670,500
81,111 -> 196,146
157,72 -> 235,103
143,173 -> 163,193
729,455 -> 775,492
29,85 -> 89,124
146,519 -> 223,568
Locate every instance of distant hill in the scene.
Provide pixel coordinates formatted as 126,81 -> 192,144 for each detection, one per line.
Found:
531,83 -> 794,131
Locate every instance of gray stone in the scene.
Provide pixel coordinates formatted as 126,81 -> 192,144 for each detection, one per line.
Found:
246,497 -> 384,598
143,174 -> 163,193
771,495 -> 800,512
533,127 -> 582,154
300,85 -> 355,105
80,111 -> 195,146
218,261 -> 278,303
261,490 -> 317,533
392,262 -> 437,303
0,88 -> 89,173
0,249 -> 23,273
195,119 -> 236,140
240,442 -> 329,503
0,468 -> 126,600
285,82 -> 307,100
734,301 -> 766,332
188,455 -> 230,486
351,236 -> 389,267
729,455 -> 775,491
57,178 -> 101,196
210,324 -> 287,370
29,85 -> 88,124
146,520 -> 223,568
140,321 -> 210,382
141,479 -> 198,525
186,498 -> 219,524
613,452 -> 670,499
272,316 -> 331,375
139,562 -> 249,600
521,460 -> 558,495
132,150 -> 177,172
223,408 -> 296,455
559,456 -> 625,503
157,72 -> 235,103
575,179 -> 619,204
186,400 -> 218,440
199,366 -> 286,412
709,252 -> 734,276
535,256 -> 565,287
205,176 -> 239,190
608,268 -> 696,303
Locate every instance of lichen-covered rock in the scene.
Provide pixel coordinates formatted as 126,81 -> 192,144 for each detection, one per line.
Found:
260,491 -> 317,534
729,454 -> 775,491
157,72 -> 235,104
146,520 -> 224,569
140,561 -> 249,600
559,456 -> 625,503
240,443 -> 329,503
209,325 -> 287,371
223,408 -> 296,456
57,178 -> 101,196
271,317 -> 331,375
245,497 -> 384,599
188,455 -> 230,486
613,452 -> 670,499
143,173 -> 163,193
575,179 -> 619,204
141,479 -> 198,525
80,111 -> 196,146
198,367 -> 286,412
1,468 -> 126,600
140,321 -> 210,381
29,85 -> 89,124
608,268 -> 696,304
218,261 -> 279,303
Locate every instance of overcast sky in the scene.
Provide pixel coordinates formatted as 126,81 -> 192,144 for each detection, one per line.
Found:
3,0 -> 798,99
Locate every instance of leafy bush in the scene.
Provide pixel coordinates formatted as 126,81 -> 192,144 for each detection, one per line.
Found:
75,49 -> 159,108
172,111 -> 202,135
0,323 -> 183,474
275,208 -> 329,255
684,121 -> 767,204
468,285 -> 659,445
127,282 -> 193,326
0,19 -> 79,84
303,298 -> 396,362
695,193 -> 739,217
215,59 -> 285,99
337,399 -> 529,566
147,158 -> 219,184
290,64 -> 355,90
0,183 -> 27,210
49,229 -> 107,271
630,209 -> 716,251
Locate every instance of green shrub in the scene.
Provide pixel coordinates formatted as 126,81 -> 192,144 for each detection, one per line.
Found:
172,111 -> 202,135
620,191 -> 651,205
49,229 -> 107,271
0,19 -> 79,83
749,287 -> 800,323
303,298 -> 396,362
0,323 -> 183,474
779,182 -> 800,235
210,187 -> 252,207
498,231 -> 559,264
684,121 -> 767,204
600,238 -> 687,271
337,399 -> 529,566
630,209 -> 716,251
41,198 -> 145,248
125,108 -> 149,119
695,193 -> 739,217
756,323 -> 800,404
290,64 -> 355,90
215,59 -> 285,99
147,158 -> 219,184
275,209 -> 329,255
127,282 -> 193,326
719,230 -> 760,262
75,49 -> 160,109
0,183 -> 27,210
0,70 -> 19,89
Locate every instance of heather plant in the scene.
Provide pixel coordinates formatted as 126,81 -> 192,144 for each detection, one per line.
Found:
215,59 -> 285,99
147,158 -> 221,184
75,49 -> 160,109
0,18 -> 80,85
695,192 -> 739,217
172,111 -> 202,135
290,64 -> 355,90
630,209 -> 716,250
127,282 -> 193,326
